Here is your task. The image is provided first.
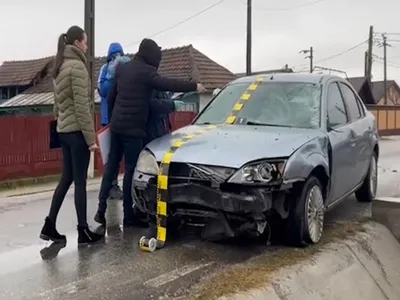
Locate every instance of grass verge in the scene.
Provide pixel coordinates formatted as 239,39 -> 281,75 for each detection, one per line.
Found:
189,219 -> 370,300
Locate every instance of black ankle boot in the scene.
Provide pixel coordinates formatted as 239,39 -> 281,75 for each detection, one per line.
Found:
77,226 -> 104,244
94,211 -> 106,225
40,217 -> 66,243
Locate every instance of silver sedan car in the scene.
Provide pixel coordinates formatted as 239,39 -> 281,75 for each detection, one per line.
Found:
133,73 -> 379,247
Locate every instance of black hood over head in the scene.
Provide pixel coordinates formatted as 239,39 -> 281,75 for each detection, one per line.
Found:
137,38 -> 162,68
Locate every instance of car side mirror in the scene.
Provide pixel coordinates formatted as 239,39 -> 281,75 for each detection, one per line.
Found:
326,116 -> 343,133
327,125 -> 343,133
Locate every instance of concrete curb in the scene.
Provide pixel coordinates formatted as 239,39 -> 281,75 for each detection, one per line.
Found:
219,222 -> 400,300
372,197 -> 400,240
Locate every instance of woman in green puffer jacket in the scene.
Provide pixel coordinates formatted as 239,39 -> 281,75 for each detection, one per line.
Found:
39,25 -> 103,245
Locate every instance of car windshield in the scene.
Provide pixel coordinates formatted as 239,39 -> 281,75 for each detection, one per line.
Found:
195,81 -> 321,129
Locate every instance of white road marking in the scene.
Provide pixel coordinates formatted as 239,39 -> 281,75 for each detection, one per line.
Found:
37,270 -> 116,297
144,261 -> 215,288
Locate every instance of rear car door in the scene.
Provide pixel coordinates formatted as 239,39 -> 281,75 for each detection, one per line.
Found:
338,82 -> 371,186
326,82 -> 356,203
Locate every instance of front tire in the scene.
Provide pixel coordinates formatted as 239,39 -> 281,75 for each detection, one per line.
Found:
355,152 -> 378,203
285,176 -> 325,247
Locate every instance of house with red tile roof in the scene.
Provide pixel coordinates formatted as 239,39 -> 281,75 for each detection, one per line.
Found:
0,45 -> 237,111
0,56 -> 53,103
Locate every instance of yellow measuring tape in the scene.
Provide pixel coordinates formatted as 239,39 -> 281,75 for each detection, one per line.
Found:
139,77 -> 264,252
225,76 -> 263,124
139,125 -> 218,252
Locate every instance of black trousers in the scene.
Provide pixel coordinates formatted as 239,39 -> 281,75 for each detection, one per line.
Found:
48,132 -> 90,227
98,131 -> 143,219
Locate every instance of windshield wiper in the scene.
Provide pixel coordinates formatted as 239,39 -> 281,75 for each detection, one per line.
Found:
245,121 -> 293,128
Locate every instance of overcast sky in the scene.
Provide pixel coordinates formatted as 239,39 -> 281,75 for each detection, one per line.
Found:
1,0 -> 399,83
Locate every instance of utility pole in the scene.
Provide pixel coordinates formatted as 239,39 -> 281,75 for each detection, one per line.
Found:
246,0 -> 252,76
364,51 -> 368,77
382,33 -> 391,105
300,47 -> 314,73
367,25 -> 374,83
84,0 -> 95,178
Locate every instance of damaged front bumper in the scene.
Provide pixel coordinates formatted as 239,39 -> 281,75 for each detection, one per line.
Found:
132,172 -> 291,221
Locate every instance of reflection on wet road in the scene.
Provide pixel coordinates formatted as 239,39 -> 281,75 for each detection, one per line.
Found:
0,186 -> 371,300
0,190 -> 273,300
5,133 -> 400,300
0,119 -> 399,299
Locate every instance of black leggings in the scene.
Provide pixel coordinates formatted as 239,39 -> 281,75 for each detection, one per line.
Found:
48,132 -> 90,227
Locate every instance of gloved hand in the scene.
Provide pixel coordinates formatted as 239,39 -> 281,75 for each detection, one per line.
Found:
173,100 -> 185,111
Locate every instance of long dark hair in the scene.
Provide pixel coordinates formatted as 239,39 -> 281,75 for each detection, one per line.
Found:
51,25 -> 85,78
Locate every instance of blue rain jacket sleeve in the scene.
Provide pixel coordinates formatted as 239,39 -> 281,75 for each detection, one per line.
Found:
97,42 -> 125,125
97,64 -> 110,125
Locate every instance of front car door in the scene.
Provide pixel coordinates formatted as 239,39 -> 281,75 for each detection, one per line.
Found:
325,81 -> 357,203
338,81 -> 372,186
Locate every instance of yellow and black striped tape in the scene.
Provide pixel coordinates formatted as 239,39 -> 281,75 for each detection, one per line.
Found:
225,77 -> 264,124
154,124 -> 218,249
139,77 -> 264,252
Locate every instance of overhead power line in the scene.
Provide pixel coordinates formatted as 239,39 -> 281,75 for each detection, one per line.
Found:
292,40 -> 367,70
375,32 -> 400,36
388,62 -> 400,69
124,0 -> 225,49
241,0 -> 329,11
314,40 -> 367,63
375,60 -> 400,69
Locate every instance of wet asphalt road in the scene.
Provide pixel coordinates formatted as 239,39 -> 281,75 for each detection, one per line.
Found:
0,137 -> 398,300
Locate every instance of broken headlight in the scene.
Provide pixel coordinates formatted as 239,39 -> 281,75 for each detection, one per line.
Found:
227,160 -> 286,184
135,149 -> 159,175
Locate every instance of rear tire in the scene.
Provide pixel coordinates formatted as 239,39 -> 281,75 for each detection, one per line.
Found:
285,176 -> 325,247
355,152 -> 378,203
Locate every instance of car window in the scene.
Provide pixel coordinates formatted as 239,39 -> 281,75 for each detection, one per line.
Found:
339,83 -> 362,121
195,84 -> 246,124
356,97 -> 366,116
327,83 -> 348,128
195,82 -> 321,129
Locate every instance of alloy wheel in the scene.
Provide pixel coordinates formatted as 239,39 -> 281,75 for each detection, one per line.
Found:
369,155 -> 378,198
306,185 -> 324,244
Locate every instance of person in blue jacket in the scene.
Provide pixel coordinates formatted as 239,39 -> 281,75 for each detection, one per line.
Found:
97,42 -> 126,200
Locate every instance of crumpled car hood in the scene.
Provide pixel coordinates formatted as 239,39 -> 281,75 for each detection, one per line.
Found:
146,124 -> 326,169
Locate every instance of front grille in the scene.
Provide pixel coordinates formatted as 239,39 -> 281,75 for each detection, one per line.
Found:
166,162 -> 235,186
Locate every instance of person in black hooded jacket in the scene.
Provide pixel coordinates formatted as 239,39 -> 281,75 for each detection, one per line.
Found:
95,38 -> 205,226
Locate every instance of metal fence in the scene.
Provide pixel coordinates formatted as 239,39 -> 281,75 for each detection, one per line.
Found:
0,111 -> 196,182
